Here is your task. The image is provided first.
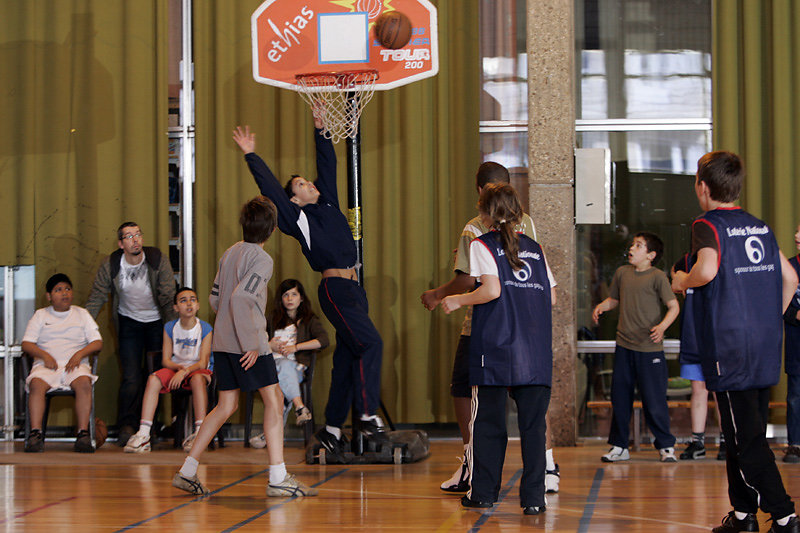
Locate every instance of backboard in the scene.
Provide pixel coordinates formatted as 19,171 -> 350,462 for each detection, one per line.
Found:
252,0 -> 438,91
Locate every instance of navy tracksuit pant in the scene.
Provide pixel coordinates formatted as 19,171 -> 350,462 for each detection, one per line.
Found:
468,384 -> 550,508
318,276 -> 383,428
716,388 -> 795,519
608,345 -> 675,450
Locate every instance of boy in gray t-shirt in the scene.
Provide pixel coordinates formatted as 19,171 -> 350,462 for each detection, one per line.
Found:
171,196 -> 317,498
592,231 -> 679,463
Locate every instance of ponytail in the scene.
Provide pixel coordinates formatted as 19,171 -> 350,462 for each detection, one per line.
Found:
478,184 -> 525,270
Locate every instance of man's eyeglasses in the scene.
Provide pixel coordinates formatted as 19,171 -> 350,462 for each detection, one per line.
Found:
121,233 -> 143,241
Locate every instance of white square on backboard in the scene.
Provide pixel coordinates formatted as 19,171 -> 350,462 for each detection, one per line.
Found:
318,12 -> 369,64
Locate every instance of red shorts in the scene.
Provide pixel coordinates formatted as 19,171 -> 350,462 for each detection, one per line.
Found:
153,368 -> 212,394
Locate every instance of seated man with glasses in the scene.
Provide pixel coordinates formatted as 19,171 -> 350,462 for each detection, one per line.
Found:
86,222 -> 176,446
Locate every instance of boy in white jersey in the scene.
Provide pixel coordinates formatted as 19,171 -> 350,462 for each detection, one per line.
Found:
125,287 -> 212,453
22,273 -> 103,453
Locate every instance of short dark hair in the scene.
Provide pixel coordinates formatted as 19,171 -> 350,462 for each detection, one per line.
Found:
476,162 -> 510,189
697,151 -> 744,203
240,195 -> 278,243
174,286 -> 197,304
117,221 -> 140,241
46,273 -> 72,293
635,231 -> 664,265
284,175 -> 301,198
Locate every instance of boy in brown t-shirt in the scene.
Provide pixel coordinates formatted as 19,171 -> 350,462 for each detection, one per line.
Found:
592,231 -> 680,462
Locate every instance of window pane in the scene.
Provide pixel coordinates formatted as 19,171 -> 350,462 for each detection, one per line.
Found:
575,130 -> 710,340
480,0 -> 527,121
576,0 -> 711,120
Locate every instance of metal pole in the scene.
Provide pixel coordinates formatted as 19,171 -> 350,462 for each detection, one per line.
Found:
345,94 -> 364,286
180,0 -> 195,287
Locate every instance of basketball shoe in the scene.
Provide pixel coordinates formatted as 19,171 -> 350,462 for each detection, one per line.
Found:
545,463 -> 560,493
712,511 -> 758,532
680,440 -> 706,460
266,473 -> 319,497
295,406 -> 312,426
441,452 -> 470,492
249,432 -> 267,449
659,447 -> 678,463
172,472 -> 209,495
601,446 -> 630,462
769,515 -> 800,533
124,432 -> 151,453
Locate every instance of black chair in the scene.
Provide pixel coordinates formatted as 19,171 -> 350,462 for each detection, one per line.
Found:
145,351 -> 224,449
244,351 -> 317,448
21,352 -> 98,446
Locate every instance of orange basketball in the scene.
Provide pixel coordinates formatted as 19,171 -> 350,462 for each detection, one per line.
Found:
94,418 -> 108,448
374,11 -> 412,50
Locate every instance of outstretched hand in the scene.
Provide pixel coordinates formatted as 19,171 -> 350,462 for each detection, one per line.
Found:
232,125 -> 256,154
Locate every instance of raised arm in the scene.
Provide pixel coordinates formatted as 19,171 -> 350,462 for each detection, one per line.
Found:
233,126 -> 303,238
313,128 -> 339,205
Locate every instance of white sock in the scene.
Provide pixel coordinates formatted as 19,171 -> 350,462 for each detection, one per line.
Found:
137,420 -> 152,436
269,463 -> 287,485
777,514 -> 796,526
179,456 -> 199,478
734,511 -> 750,520
546,448 -> 556,470
326,425 -> 342,439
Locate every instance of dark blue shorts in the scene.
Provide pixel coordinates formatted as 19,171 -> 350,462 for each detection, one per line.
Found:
450,335 -> 471,398
213,352 -> 278,392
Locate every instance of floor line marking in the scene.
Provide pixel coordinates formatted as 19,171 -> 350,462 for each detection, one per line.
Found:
577,467 -> 604,533
468,468 -> 524,532
113,468 -> 268,532
220,469 -> 349,532
0,496 -> 77,525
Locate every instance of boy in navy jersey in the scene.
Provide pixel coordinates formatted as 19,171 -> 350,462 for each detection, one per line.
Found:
233,121 -> 385,461
672,151 -> 798,533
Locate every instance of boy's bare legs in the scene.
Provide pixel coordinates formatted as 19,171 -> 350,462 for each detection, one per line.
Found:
139,375 -> 163,426
690,380 -> 709,433
680,380 -> 709,460
27,378 -> 49,430
188,389 -> 238,461
258,383 -> 284,466
455,397 -> 471,443
71,376 -> 93,431
189,374 -> 209,422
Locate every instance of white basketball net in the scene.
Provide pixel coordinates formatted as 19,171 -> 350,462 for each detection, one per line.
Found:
295,70 -> 378,144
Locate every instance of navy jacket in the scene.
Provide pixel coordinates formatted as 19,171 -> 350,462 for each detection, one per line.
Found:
245,129 -> 357,272
692,208 -> 783,391
470,232 -> 553,387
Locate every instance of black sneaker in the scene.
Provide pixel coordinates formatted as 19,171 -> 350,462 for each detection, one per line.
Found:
680,440 -> 706,460
461,495 -> 493,509
74,429 -> 95,453
784,446 -> 800,464
769,516 -> 800,533
360,416 -> 390,443
315,427 -> 346,462
712,511 -> 759,533
24,429 -> 44,453
523,505 -> 546,515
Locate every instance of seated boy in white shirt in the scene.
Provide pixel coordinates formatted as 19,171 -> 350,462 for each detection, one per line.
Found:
22,273 -> 103,453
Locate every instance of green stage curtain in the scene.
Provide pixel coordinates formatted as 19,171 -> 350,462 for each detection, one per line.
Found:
193,0 -> 480,423
0,1 -> 168,425
714,0 -> 800,248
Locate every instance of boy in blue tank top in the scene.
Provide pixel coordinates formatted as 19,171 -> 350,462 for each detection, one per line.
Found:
672,151 -> 798,533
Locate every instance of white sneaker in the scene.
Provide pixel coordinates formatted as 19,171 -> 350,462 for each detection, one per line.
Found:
440,453 -> 470,492
545,463 -> 560,493
601,446 -> 630,462
123,432 -> 151,453
182,431 -> 198,453
249,433 -> 267,449
659,447 -> 678,463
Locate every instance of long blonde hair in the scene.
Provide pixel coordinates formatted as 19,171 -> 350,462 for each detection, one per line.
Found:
478,183 -> 524,270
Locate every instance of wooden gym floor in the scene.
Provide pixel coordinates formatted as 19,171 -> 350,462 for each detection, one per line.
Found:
1,438 -> 798,532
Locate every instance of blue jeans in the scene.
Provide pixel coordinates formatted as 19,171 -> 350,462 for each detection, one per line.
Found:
788,374 -> 800,446
275,357 -> 304,402
117,315 -> 163,428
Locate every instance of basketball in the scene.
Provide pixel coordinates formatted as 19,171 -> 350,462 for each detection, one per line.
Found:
95,417 -> 108,448
374,11 -> 412,49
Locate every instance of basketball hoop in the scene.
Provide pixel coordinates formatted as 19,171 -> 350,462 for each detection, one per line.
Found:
295,70 -> 379,143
